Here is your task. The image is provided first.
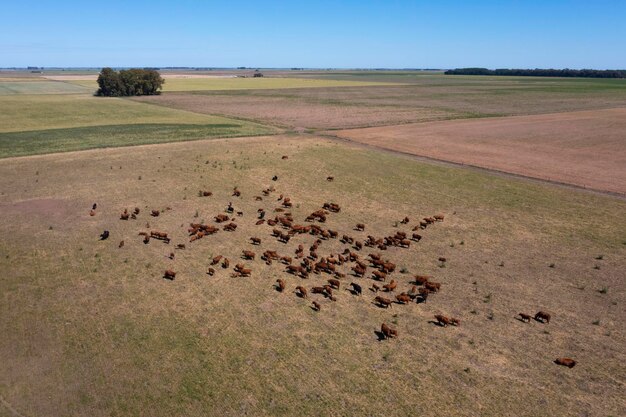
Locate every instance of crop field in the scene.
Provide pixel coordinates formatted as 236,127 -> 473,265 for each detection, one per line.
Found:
1,135 -> 624,417
0,70 -> 625,417
329,108 -> 626,195
0,93 -> 277,158
67,77 -> 400,92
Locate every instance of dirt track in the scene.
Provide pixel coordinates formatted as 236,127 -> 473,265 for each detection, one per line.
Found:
329,108 -> 626,195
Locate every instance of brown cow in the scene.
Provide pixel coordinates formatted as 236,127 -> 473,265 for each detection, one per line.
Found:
221,258 -> 230,269
396,294 -> 411,304
326,176 -> 334,181
554,358 -> 576,368
535,311 -> 551,324
413,274 -> 430,285
518,313 -> 532,322
276,279 -> 286,292
242,250 -> 255,260
372,270 -> 387,281
327,278 -> 340,289
133,207 -> 140,215
425,281 -> 441,292
312,301 -> 321,311
151,210 -> 160,217
250,237 -> 261,245
434,314 -> 451,327
434,214 -> 445,221
371,284 -> 380,293
295,286 -> 308,298
89,209 -> 96,216
400,216 -> 409,224
355,223 -> 365,231
118,240 -> 124,248
207,267 -> 215,276
374,296 -> 393,308
163,269 -> 176,280
449,318 -> 460,326
120,212 -> 130,220
381,323 -> 397,339
411,233 -> 422,241
311,286 -> 326,295
211,255 -> 223,265
383,280 -> 397,292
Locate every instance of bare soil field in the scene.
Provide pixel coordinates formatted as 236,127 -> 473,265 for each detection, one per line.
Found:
135,92 -> 460,129
1,135 -> 624,417
329,108 -> 626,195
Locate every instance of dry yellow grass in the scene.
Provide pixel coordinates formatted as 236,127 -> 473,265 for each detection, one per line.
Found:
0,135 -> 624,417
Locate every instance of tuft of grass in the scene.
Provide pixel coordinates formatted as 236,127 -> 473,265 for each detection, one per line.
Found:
598,287 -> 609,294
592,320 -> 600,325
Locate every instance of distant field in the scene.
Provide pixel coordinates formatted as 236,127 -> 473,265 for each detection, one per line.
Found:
68,77 -> 400,92
0,136 -> 624,417
136,74 -> 626,129
330,108 -> 626,195
0,80 -> 92,95
0,94 -> 277,157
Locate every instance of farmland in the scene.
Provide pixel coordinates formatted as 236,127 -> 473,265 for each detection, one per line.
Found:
0,70 -> 625,417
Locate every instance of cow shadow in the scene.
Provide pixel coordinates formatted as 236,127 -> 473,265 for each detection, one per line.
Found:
429,320 -> 444,327
374,330 -> 387,341
346,288 -> 361,296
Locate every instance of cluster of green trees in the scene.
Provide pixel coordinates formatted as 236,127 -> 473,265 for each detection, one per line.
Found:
96,68 -> 164,96
445,68 -> 626,78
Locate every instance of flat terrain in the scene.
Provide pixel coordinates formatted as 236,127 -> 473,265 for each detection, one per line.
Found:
1,136 -> 625,417
0,94 -> 277,158
67,77 -> 399,92
329,108 -> 626,195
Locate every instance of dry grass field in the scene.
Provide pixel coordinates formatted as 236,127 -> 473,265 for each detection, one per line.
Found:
1,135 -> 625,417
329,108 -> 626,195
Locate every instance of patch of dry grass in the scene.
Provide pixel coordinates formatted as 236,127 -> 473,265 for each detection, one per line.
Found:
0,136 -> 624,417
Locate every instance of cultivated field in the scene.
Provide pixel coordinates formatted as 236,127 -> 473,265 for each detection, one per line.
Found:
329,108 -> 626,195
0,70 -> 625,417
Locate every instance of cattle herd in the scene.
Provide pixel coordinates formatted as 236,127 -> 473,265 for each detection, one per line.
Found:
93,158 -> 575,368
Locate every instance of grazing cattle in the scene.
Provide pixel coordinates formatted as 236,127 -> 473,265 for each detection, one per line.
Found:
381,323 -> 398,339
295,286 -> 308,298
130,213 -> 136,219
555,358 -> 576,368
280,256 -> 292,265
223,223 -> 238,232
276,279 -> 286,292
381,262 -> 396,273
143,236 -> 150,244
118,240 -> 124,248
151,231 -> 168,240
411,233 -> 422,241
232,188 -> 241,197
374,296 -> 393,308
163,269 -> 176,280
418,288 -> 430,302
207,267 -> 215,276
120,212 -> 129,220
242,250 -> 255,260
100,230 -> 109,240
151,210 -> 160,217
413,275 -> 430,285
383,280 -> 397,292
535,311 -> 551,324
176,244 -> 186,250
133,207 -> 140,215
434,214 -> 445,221
312,301 -> 321,311
372,270 -> 387,281
425,281 -> 441,292
256,220 -> 265,225
327,279 -> 340,289
396,294 -> 411,304
215,214 -> 229,223
349,282 -> 362,295
371,284 -> 380,293
89,209 -> 96,216
311,286 -> 326,295
352,265 -> 366,277
92,203 -> 97,210
355,223 -> 365,231
449,318 -> 460,326
326,176 -> 334,181
518,313 -> 532,322
400,216 -> 409,224
281,155 -> 288,160
201,191 -> 212,197
435,314 -> 451,327
438,257 -> 447,263
250,237 -> 261,245
334,272 -> 346,279
168,252 -> 175,259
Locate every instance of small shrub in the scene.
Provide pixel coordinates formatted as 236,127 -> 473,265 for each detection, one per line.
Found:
48,226 -> 53,230
138,175 -> 142,180
483,293 -> 492,303
598,287 -> 608,294
593,264 -> 601,270
194,210 -> 199,218
470,310 -> 477,315
449,242 -> 455,248
592,320 -> 600,325
487,312 -> 494,320
464,368 -> 470,373
400,267 -> 408,274
549,263 -> 555,268
460,240 -> 465,245
595,255 -> 604,260
498,261 -> 504,267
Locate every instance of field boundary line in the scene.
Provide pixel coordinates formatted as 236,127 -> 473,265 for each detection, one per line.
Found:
0,395 -> 26,417
316,131 -> 626,201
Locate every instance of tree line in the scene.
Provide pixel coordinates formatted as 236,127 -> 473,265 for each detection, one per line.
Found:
444,68 -> 626,78
96,68 -> 164,96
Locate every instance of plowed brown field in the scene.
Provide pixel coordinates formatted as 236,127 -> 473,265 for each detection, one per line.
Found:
330,108 -> 626,195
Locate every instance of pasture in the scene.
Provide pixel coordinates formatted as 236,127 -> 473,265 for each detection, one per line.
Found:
1,135 -> 624,417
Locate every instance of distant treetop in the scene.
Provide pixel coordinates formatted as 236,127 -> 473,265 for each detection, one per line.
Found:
445,68 -> 626,78
96,68 -> 164,97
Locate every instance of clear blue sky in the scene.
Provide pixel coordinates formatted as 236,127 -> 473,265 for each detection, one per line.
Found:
1,0 -> 624,69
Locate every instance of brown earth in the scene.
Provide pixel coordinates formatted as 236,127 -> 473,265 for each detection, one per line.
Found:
329,108 -> 626,195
